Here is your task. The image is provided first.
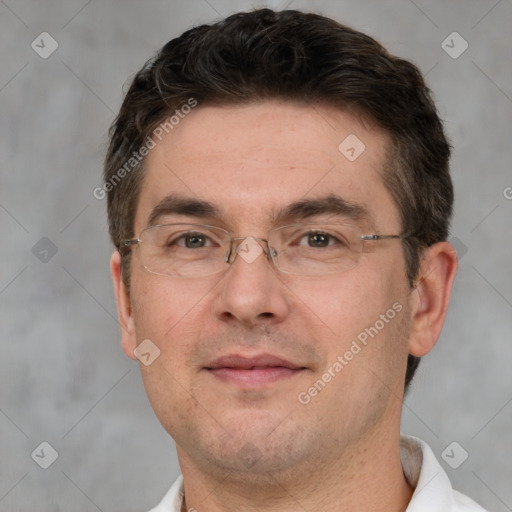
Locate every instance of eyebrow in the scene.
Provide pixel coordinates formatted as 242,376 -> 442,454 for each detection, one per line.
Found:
146,193 -> 372,228
147,195 -> 221,227
273,194 -> 372,225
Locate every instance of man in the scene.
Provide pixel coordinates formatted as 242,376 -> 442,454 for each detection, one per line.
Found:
105,8 -> 486,512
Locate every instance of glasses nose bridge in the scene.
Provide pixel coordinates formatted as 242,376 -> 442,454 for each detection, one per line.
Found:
227,235 -> 276,266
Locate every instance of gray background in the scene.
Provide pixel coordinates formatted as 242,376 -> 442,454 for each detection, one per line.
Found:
1,0 -> 511,510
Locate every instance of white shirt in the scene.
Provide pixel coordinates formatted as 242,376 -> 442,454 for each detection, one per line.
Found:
148,435 -> 487,512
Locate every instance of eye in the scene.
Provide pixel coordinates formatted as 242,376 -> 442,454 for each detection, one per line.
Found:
174,232 -> 214,248
299,231 -> 342,248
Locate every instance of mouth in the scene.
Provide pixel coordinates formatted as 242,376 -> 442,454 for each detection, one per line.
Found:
205,353 -> 307,387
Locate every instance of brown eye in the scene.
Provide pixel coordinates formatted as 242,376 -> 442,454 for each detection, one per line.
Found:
307,233 -> 330,247
168,232 -> 215,249
184,234 -> 207,248
298,231 -> 342,248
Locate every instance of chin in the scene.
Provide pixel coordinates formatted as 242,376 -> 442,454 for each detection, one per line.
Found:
177,413 -> 319,479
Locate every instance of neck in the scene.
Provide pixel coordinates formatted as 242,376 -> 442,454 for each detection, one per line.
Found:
177,429 -> 413,512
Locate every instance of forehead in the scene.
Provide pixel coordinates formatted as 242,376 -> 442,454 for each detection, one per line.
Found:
135,101 -> 399,233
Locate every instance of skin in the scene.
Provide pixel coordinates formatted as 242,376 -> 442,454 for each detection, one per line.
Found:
111,101 -> 458,512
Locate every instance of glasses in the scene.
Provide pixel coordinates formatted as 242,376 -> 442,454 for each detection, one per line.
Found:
121,222 -> 406,278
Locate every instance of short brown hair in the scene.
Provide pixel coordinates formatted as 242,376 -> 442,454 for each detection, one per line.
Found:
104,8 -> 453,390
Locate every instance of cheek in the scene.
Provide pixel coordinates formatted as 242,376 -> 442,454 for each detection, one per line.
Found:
286,264 -> 399,342
129,272 -> 230,374
131,273 -> 210,331
129,274 -> 216,432
290,270 -> 411,441
288,260 -> 411,388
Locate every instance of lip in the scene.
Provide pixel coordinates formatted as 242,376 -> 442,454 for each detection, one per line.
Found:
205,353 -> 307,387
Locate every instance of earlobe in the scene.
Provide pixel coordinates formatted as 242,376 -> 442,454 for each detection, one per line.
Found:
110,251 -> 138,360
407,241 -> 458,358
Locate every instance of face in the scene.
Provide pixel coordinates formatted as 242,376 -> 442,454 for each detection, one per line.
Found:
113,101 -> 434,480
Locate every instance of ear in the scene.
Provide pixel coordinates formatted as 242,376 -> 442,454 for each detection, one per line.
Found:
407,241 -> 458,357
110,251 -> 137,360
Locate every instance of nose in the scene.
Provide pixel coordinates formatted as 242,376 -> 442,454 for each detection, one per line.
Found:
212,237 -> 291,327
